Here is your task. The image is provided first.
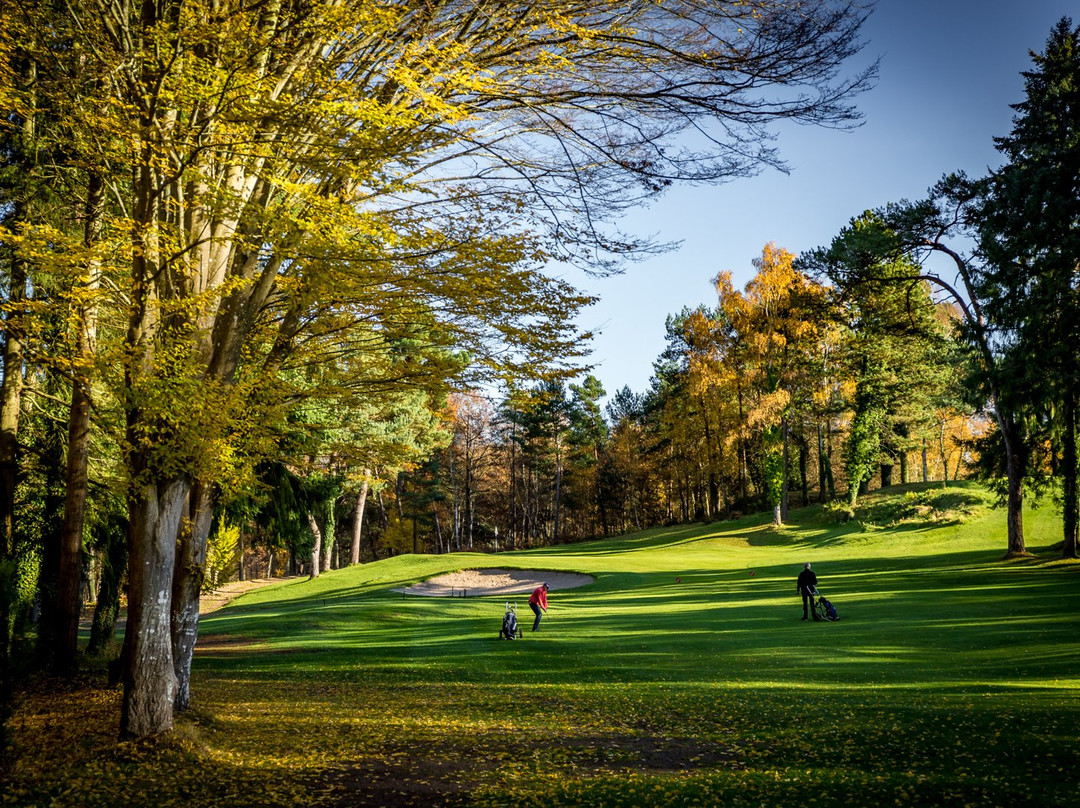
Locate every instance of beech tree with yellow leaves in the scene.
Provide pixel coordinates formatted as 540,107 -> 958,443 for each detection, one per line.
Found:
1,0 -> 876,738
686,245 -> 830,524
737,244 -> 831,523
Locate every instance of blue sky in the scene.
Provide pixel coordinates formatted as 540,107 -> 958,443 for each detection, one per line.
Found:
575,0 -> 1077,402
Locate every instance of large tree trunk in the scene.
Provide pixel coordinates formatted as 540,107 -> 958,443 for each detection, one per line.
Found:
120,60 -> 178,736
55,373 -> 92,673
307,512 -> 322,579
321,507 -> 335,571
120,477 -> 189,738
1062,394 -> 1078,559
36,401 -> 67,671
779,419 -> 790,523
0,208 -> 29,559
171,482 -> 215,712
1000,417 -> 1027,557
55,171 -> 105,675
349,478 -> 369,565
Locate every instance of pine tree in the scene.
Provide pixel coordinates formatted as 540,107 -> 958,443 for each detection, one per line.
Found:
801,197 -> 1031,555
830,243 -> 955,505
978,17 -> 1080,558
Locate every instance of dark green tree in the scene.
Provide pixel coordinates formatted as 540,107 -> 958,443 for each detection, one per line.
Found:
977,17 -> 1080,559
567,375 -> 609,536
86,495 -> 129,658
801,191 -> 1033,556
809,227 -> 957,506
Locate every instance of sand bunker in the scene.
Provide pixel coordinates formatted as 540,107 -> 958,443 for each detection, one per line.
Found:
402,568 -> 593,597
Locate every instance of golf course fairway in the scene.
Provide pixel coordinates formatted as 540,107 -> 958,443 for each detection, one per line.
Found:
7,482 -> 1080,806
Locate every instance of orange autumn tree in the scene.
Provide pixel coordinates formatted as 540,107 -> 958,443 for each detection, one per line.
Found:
684,297 -> 748,516
688,244 -> 831,524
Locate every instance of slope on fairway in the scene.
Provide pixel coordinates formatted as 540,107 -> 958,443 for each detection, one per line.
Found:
199,481 -> 1077,695
184,481 -> 1080,807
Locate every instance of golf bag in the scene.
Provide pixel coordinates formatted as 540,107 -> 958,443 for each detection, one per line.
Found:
811,588 -> 839,622
500,602 -> 522,639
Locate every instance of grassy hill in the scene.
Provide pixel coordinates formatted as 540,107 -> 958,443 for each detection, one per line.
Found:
7,481 -> 1080,806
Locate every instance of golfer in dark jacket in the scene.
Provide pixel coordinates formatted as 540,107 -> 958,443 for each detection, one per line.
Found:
796,563 -> 818,621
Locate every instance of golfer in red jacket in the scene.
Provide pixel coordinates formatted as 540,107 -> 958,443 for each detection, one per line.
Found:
528,583 -> 549,632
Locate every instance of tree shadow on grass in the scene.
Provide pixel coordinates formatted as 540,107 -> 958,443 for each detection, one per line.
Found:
199,541 -> 1070,648
524,516 -> 776,556
314,731 -> 747,808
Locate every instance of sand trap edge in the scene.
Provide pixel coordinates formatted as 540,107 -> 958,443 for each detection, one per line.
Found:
398,568 -> 594,597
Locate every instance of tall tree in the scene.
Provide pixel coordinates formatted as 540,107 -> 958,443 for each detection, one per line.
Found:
604,387 -> 651,532
449,393 -> 497,551
567,375 -> 609,536
687,246 -> 829,523
8,0 -> 875,738
977,17 -> 1080,559
684,304 -> 741,518
802,194 -> 1032,556
825,242 -> 954,505
739,245 -> 829,522
0,9 -> 41,707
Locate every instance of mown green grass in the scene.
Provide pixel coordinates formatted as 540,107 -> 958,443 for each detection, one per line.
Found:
6,481 -> 1080,807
